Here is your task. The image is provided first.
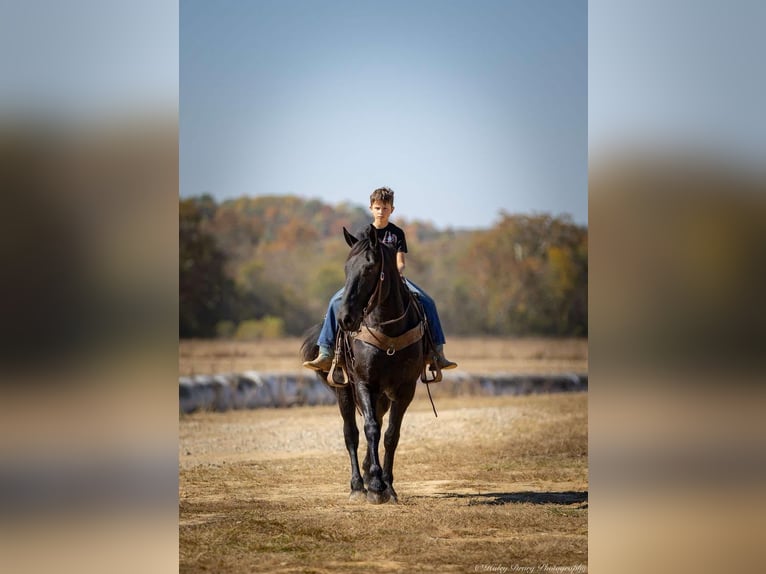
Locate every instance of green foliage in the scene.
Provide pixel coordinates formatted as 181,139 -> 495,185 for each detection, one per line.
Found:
310,263 -> 345,302
179,195 -> 588,338
215,320 -> 236,338
235,316 -> 285,340
179,199 -> 234,338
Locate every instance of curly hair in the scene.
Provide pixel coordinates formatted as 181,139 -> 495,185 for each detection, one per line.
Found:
369,187 -> 395,206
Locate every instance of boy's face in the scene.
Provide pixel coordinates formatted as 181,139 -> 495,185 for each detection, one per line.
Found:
370,200 -> 394,226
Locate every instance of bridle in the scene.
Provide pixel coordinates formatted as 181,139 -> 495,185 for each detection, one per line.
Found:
358,244 -> 412,330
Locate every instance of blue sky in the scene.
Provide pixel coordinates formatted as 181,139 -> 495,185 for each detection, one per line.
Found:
180,0 -> 588,229
589,0 -> 766,168
2,2 -> 761,227
0,0 -> 177,118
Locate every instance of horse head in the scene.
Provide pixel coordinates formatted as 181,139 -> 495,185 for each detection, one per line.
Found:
337,225 -> 386,333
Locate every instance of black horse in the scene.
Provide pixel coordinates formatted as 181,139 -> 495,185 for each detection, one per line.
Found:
301,225 -> 425,504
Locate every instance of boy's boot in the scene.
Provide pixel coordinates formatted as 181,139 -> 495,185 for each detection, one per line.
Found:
432,344 -> 457,370
303,345 -> 334,372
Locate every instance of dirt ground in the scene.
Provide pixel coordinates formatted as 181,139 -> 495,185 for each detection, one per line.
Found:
179,390 -> 588,573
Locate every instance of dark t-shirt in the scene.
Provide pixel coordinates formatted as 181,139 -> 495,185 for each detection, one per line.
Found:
353,222 -> 408,253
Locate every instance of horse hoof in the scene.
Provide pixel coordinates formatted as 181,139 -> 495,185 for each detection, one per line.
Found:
367,489 -> 390,505
348,490 -> 367,503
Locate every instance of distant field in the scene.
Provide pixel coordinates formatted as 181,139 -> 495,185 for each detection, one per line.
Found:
179,337 -> 588,376
179,392 -> 588,573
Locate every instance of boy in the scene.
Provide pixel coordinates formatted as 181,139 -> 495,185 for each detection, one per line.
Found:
303,187 -> 457,376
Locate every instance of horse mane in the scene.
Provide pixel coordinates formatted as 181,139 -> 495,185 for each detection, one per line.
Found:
346,237 -> 401,281
346,237 -> 370,258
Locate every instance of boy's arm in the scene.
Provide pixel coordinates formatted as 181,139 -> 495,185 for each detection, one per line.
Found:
397,252 -> 406,275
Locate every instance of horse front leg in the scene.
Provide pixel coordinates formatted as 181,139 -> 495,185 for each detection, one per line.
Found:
382,392 -> 414,503
357,385 -> 389,504
362,395 -> 389,488
336,387 -> 365,501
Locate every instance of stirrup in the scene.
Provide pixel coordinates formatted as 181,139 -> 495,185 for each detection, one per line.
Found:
327,351 -> 350,388
421,353 -> 443,383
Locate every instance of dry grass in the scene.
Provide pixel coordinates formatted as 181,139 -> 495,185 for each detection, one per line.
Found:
179,393 -> 588,573
179,337 -> 588,376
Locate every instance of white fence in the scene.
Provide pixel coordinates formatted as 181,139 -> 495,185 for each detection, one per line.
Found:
179,371 -> 587,414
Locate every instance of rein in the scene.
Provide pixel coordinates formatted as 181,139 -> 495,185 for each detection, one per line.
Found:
359,245 -> 416,341
360,245 -> 410,326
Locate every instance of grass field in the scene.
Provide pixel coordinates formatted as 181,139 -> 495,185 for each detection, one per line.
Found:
179,392 -> 587,573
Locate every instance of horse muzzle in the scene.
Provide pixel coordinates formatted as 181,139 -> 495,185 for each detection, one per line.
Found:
338,308 -> 362,333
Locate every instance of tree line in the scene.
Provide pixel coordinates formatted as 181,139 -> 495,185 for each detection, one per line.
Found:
180,195 -> 587,339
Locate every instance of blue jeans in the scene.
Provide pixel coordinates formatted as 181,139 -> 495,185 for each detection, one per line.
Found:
317,279 -> 447,349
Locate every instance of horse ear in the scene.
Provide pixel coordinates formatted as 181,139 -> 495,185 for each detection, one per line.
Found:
343,227 -> 358,247
368,224 -> 378,246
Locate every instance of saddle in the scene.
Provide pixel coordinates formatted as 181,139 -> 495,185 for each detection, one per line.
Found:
327,291 -> 444,388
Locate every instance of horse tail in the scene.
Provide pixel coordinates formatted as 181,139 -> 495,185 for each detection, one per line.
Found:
300,323 -> 322,362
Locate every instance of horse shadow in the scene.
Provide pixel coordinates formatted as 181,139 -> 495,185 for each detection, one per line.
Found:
434,490 -> 588,507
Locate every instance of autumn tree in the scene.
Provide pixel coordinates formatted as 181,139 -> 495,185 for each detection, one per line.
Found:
179,199 -> 233,337
179,195 -> 587,337
460,213 -> 587,335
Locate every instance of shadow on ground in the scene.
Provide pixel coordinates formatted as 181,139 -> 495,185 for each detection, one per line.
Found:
435,490 -> 588,506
